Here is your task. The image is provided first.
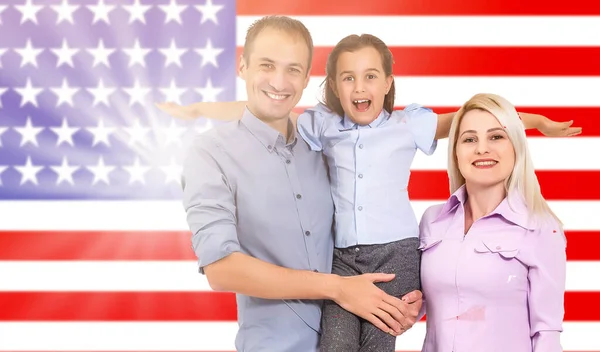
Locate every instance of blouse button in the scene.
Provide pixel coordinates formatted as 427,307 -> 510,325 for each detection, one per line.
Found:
496,246 -> 502,250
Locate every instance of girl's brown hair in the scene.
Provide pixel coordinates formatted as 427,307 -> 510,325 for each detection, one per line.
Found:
323,34 -> 395,117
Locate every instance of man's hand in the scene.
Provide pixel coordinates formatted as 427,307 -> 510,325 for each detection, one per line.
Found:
332,273 -> 421,335
155,102 -> 198,120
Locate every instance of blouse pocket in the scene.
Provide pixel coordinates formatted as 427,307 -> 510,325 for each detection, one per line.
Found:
419,237 -> 443,251
474,235 -> 522,259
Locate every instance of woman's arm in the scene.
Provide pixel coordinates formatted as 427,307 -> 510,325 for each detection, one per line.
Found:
434,111 -> 582,140
527,226 -> 567,352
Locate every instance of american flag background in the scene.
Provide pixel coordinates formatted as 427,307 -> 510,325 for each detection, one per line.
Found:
0,0 -> 598,351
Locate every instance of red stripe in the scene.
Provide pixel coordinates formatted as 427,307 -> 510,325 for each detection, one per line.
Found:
408,171 -> 600,201
0,291 -> 594,321
237,0 -> 600,15
0,230 -> 597,261
236,47 -> 600,76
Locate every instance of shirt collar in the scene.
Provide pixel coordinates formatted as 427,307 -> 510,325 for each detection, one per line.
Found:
433,184 -> 535,230
240,107 -> 298,152
339,108 -> 388,130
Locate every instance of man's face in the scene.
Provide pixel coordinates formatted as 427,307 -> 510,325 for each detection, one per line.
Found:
239,28 -> 311,123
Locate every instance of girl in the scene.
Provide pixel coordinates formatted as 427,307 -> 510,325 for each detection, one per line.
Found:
157,34 -> 577,351
417,93 -> 566,352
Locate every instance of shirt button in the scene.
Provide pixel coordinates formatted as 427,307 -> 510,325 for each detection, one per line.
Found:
267,145 -> 272,150
305,231 -> 311,236
358,144 -> 364,149
286,159 -> 291,164
496,246 -> 502,250
355,247 -> 360,252
357,206 -> 363,211
358,174 -> 363,179
296,194 -> 302,199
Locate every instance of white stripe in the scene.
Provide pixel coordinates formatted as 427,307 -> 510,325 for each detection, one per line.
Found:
413,138 -> 600,171
236,76 -> 600,107
0,322 -> 597,350
0,261 -> 598,292
0,200 -> 598,231
237,16 -> 600,47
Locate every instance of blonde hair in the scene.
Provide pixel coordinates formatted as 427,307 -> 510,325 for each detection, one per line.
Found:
447,93 -> 562,228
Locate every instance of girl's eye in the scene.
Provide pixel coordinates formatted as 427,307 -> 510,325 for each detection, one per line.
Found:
463,137 -> 475,143
343,76 -> 354,81
491,134 -> 504,140
367,74 -> 376,79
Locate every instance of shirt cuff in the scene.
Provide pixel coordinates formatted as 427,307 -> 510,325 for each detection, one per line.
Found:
532,330 -> 562,352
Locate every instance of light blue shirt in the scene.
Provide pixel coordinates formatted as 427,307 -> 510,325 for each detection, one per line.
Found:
181,108 -> 334,351
297,103 -> 438,248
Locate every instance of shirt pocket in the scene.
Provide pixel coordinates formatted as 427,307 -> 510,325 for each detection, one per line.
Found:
473,235 -> 522,259
418,237 -> 443,251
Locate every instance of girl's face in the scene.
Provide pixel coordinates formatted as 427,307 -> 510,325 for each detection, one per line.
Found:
331,46 -> 393,125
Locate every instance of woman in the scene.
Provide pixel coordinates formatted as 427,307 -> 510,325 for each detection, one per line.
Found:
418,93 -> 566,352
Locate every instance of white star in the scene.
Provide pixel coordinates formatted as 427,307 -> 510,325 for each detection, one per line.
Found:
14,117 -> 44,147
87,78 -> 116,107
123,120 -> 151,146
87,118 -> 115,147
159,39 -> 187,68
87,156 -> 115,185
123,39 -> 151,68
122,79 -> 151,107
15,0 -> 43,25
50,118 -> 80,147
14,156 -> 44,186
196,79 -> 223,102
195,39 -> 223,68
14,39 -> 44,68
0,87 -> 6,108
14,78 -> 44,107
159,0 -> 187,24
51,0 -> 80,25
50,156 -> 80,185
195,0 -> 223,25
0,165 -> 7,185
0,5 -> 7,25
50,78 -> 80,107
50,38 -> 79,67
160,119 -> 187,147
0,126 -> 7,147
160,157 -> 183,185
159,79 -> 187,105
88,0 -> 115,25
87,39 -> 115,68
123,157 -> 150,185
122,0 -> 152,24
0,48 -> 6,68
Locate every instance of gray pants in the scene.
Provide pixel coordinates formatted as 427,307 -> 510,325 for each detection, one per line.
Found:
319,237 -> 421,352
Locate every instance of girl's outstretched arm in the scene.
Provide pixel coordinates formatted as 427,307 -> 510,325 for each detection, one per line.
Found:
434,111 -> 582,140
155,101 -> 248,121
156,101 -> 300,124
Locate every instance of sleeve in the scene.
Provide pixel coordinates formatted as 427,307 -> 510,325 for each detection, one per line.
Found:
526,224 -> 567,352
296,103 -> 333,151
403,103 -> 438,155
181,137 -> 241,274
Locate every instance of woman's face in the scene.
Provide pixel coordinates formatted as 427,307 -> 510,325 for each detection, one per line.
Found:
455,109 -> 515,189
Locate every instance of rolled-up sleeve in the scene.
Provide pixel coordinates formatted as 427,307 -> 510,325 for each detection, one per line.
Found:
527,224 -> 567,352
404,103 -> 438,155
181,136 -> 240,274
296,103 -> 331,151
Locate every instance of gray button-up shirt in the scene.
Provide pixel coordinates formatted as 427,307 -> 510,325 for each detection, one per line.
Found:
182,108 -> 334,351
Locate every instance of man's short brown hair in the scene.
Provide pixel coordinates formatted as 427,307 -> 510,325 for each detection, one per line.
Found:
243,15 -> 314,71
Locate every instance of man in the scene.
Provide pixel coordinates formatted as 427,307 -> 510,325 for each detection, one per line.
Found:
181,15 -> 422,351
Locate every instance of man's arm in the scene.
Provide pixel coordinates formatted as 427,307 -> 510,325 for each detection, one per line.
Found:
181,137 -> 421,335
434,111 -> 582,140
